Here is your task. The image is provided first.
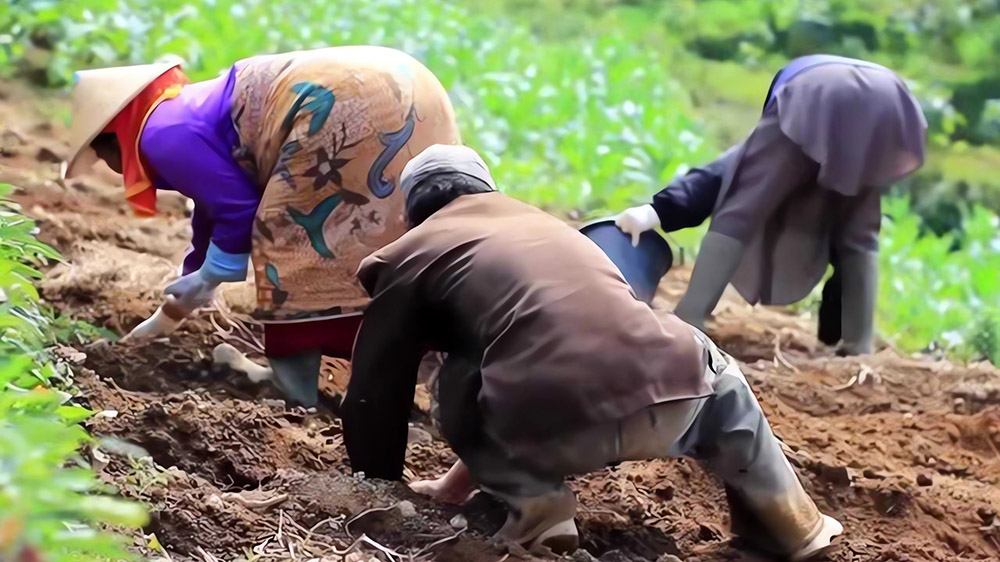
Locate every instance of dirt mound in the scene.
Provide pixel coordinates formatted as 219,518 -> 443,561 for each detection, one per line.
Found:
6,81 -> 1000,561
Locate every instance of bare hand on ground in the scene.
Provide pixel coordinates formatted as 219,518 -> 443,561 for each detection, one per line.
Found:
409,460 -> 477,504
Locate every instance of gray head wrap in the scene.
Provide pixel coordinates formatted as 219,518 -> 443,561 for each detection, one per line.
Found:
399,144 -> 496,200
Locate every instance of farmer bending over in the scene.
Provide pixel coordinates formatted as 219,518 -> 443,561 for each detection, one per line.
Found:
64,47 -> 460,404
616,55 -> 927,354
341,144 -> 843,561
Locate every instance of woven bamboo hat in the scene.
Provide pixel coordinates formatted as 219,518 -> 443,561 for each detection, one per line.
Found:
63,62 -> 179,179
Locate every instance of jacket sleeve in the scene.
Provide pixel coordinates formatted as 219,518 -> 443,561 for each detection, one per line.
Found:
341,280 -> 426,480
181,204 -> 212,275
650,144 -> 740,232
142,122 -> 260,259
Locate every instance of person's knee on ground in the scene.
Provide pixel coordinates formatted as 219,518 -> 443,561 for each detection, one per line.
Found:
674,231 -> 745,329
267,350 -> 323,407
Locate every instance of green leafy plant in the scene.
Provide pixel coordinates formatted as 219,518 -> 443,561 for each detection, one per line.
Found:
878,196 -> 1000,359
0,183 -> 147,561
2,1 -> 1000,364
0,359 -> 148,562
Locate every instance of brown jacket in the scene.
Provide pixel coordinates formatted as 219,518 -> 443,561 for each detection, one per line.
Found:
342,192 -> 708,479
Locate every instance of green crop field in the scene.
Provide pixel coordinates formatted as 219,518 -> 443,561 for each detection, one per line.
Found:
3,0 -> 999,361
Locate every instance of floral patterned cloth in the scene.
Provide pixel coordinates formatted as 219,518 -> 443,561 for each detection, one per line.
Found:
230,46 -> 461,320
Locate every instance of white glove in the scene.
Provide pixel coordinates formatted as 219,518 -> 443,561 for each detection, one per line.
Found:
213,343 -> 274,383
123,307 -> 182,341
163,270 -> 219,314
615,204 -> 660,247
123,272 -> 217,343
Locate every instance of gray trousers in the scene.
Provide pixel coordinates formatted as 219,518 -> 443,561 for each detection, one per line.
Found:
441,331 -> 823,553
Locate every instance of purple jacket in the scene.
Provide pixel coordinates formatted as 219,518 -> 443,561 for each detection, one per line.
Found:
140,66 -> 258,276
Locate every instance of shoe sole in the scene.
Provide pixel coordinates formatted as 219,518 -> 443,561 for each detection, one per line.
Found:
791,515 -> 844,561
531,519 -> 579,554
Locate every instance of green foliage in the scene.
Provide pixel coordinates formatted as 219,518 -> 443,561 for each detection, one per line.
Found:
520,0 -> 995,148
0,185 -> 60,356
2,1 -> 1000,361
1,0 -> 713,215
0,184 -> 146,561
878,197 -> 1000,360
48,313 -> 119,346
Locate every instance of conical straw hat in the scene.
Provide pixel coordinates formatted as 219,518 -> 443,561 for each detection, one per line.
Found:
63,62 -> 179,179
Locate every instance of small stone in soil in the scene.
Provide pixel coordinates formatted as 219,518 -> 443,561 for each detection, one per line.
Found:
917,474 -> 933,486
571,549 -> 599,562
397,500 -> 417,517
205,494 -> 224,511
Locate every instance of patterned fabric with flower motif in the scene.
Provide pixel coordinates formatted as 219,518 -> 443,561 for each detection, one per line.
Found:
229,46 -> 461,320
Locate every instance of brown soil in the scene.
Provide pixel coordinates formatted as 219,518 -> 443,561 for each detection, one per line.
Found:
3,81 -> 1000,561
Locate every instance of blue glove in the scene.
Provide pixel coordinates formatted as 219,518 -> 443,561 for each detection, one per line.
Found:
164,243 -> 249,314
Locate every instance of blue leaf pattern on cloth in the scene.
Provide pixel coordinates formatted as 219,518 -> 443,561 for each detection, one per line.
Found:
287,193 -> 344,258
283,82 -> 336,136
367,107 -> 416,198
265,263 -> 281,287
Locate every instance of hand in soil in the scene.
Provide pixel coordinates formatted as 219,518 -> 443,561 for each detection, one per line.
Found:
409,460 -> 478,505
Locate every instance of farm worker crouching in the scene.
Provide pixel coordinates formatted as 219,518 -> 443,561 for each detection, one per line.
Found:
616,54 -> 927,355
63,46 -> 461,405
341,144 -> 843,561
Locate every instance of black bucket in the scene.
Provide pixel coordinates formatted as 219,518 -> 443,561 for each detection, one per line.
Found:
580,218 -> 673,305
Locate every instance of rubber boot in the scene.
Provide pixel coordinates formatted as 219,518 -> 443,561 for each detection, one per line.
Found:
674,231 -> 745,330
837,251 -> 878,355
489,484 -> 579,554
816,263 -> 843,346
734,471 -> 843,561
791,515 -> 844,562
267,351 -> 323,407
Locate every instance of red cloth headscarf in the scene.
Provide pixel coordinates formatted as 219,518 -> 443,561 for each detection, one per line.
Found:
102,67 -> 189,217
